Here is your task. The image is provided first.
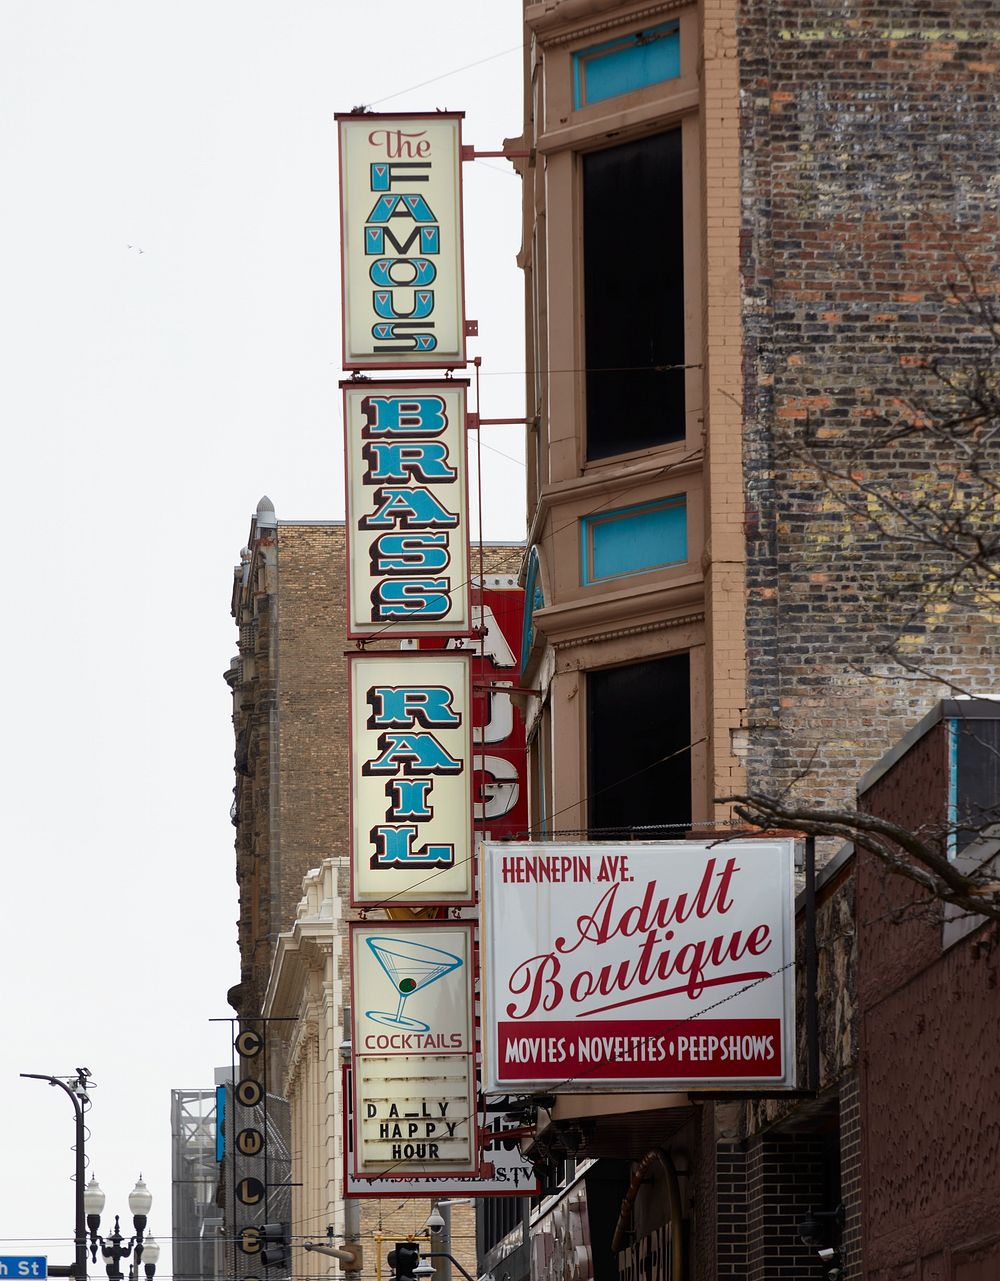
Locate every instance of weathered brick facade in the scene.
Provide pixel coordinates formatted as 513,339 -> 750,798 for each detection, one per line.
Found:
228,510 -> 353,1021
740,4 -> 1000,818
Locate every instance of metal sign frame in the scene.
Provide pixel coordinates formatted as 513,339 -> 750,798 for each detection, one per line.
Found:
337,112 -> 467,371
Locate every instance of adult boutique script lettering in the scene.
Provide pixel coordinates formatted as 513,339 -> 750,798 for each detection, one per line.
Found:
504,857 -> 773,1019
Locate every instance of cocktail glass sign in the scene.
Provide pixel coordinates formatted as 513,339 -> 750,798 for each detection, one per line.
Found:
349,651 -> 474,906
351,921 -> 478,1178
480,840 -> 797,1092
343,380 -> 471,639
337,113 -> 466,370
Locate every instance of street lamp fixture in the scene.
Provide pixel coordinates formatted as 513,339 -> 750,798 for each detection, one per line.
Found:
136,1237 -> 159,1281
84,1178 -> 156,1281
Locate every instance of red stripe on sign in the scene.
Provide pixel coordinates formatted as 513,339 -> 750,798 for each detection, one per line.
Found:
496,1018 -> 783,1080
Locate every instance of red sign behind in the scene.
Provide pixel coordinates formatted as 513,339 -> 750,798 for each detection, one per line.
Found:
414,575 -> 527,841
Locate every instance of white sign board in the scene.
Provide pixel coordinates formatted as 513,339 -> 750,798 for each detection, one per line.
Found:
349,651 -> 474,905
480,840 -> 797,1092
351,922 -> 478,1177
343,380 -> 470,638
337,113 -> 466,369
344,1068 -> 539,1197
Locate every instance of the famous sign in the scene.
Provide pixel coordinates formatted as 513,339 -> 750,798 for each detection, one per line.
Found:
343,380 -> 470,639
350,651 -> 474,906
351,921 -> 478,1177
337,112 -> 466,370
480,840 -> 797,1092
408,575 -> 528,838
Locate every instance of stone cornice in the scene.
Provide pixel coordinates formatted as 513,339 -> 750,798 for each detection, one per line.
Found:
526,0 -> 687,46
531,577 -> 705,650
552,609 -> 705,651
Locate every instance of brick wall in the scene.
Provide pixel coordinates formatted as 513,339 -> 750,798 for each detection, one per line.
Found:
714,1142 -> 747,1280
746,1134 -> 827,1280
839,1074 -> 862,1280
739,1 -> 1000,831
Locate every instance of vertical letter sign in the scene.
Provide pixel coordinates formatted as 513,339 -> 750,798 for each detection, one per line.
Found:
343,380 -> 471,638
337,113 -> 467,370
350,651 -> 474,906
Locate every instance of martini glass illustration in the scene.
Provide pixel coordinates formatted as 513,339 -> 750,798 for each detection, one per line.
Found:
365,935 -> 463,1031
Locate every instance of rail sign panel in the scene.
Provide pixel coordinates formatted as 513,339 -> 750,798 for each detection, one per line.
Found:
480,840 -> 797,1093
351,921 -> 478,1177
337,112 -> 466,370
343,380 -> 470,639
349,650 -> 474,906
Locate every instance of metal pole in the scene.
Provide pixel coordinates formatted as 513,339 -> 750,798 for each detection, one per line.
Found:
21,1072 -> 88,1281
805,835 -> 819,1092
439,1204 -> 452,1281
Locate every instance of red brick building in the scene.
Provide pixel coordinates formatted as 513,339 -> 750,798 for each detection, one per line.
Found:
857,702 -> 1000,1280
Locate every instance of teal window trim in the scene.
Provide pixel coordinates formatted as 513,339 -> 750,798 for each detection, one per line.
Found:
580,495 -> 687,586
521,546 -> 545,679
573,21 -> 680,110
947,717 -> 958,860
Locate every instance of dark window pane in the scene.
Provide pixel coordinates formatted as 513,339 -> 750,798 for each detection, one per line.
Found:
583,130 -> 685,460
955,719 -> 1000,854
588,653 -> 691,836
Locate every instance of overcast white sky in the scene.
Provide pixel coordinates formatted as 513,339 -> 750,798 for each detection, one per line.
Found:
0,4 -> 525,1274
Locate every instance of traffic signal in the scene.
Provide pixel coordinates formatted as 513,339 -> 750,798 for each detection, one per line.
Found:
261,1223 -> 289,1271
387,1241 -> 420,1281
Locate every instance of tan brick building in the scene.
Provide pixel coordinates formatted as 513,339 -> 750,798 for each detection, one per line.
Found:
227,497 -> 520,1281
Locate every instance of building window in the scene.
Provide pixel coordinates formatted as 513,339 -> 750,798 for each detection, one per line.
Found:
580,494 -> 687,585
572,21 -> 680,109
949,716 -> 1000,858
587,653 -> 691,837
583,129 -> 685,461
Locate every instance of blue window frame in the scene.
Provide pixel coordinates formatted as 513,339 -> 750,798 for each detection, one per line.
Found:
580,495 -> 687,586
573,21 -> 680,110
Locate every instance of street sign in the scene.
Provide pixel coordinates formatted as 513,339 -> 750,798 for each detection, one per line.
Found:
0,1259 -> 48,1279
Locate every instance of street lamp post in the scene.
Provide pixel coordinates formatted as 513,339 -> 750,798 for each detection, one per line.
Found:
423,1201 -> 474,1281
20,1071 -> 156,1281
20,1069 -> 92,1281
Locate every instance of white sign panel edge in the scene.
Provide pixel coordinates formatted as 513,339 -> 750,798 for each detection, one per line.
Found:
337,112 -> 466,370
342,379 -> 471,639
479,839 -> 797,1094
351,921 -> 479,1177
350,650 -> 475,905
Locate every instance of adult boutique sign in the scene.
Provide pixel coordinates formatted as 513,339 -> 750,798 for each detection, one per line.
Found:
351,921 -> 478,1177
350,651 -> 474,905
343,380 -> 470,638
480,840 -> 796,1092
337,113 -> 466,369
